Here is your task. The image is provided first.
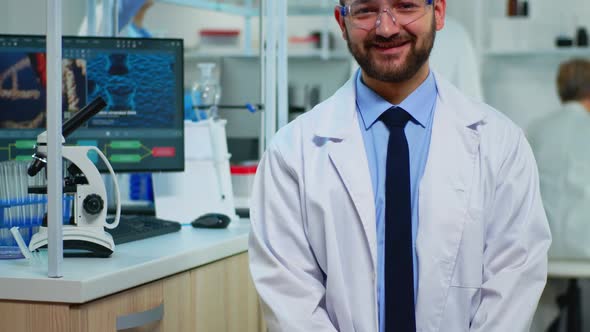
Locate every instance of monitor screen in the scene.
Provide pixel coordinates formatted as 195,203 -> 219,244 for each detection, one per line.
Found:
0,34 -> 184,172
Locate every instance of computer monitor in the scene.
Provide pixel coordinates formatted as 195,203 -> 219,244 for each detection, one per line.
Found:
0,34 -> 184,172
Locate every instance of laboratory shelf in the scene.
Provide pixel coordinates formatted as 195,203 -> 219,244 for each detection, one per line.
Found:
287,49 -> 351,60
158,0 -> 333,16
184,49 -> 351,60
158,0 -> 259,16
484,48 -> 590,57
287,5 -> 333,16
184,49 -> 257,59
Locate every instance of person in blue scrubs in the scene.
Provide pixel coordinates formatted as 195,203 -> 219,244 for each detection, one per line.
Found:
79,0 -> 155,38
123,0 -> 154,38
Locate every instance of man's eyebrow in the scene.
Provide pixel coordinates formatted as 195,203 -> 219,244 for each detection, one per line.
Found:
352,0 -> 375,5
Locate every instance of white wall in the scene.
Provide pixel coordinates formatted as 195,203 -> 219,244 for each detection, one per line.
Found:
0,0 -> 86,35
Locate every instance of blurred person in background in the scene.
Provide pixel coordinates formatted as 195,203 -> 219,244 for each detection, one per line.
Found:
79,0 -> 155,38
528,58 -> 590,332
529,58 -> 590,259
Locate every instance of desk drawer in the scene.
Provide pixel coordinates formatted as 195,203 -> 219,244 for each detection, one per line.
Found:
71,278 -> 164,332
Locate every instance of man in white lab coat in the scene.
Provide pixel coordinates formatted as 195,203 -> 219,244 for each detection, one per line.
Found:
249,0 -> 551,331
528,59 -> 590,331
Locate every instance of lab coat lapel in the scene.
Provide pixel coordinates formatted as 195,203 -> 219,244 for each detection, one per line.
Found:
314,76 -> 378,271
327,125 -> 377,267
415,75 -> 485,331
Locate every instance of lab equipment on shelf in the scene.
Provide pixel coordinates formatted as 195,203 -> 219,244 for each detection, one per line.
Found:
230,163 -> 257,199
576,27 -> 589,47
153,119 -> 238,224
191,62 -> 222,120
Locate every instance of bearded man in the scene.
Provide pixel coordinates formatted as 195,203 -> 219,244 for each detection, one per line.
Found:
249,1 -> 551,331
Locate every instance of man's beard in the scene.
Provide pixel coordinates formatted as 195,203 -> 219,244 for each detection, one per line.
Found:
346,18 -> 436,83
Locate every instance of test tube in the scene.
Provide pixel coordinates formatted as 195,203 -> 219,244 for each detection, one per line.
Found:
0,163 -> 5,248
1,163 -> 12,225
18,161 -> 29,241
0,162 -> 13,250
12,162 -> 21,245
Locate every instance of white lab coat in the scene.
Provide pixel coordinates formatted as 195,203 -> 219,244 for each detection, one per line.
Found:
528,102 -> 590,259
249,73 -> 551,332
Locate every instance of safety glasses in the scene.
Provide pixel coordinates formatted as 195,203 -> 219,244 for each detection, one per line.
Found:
339,0 -> 434,31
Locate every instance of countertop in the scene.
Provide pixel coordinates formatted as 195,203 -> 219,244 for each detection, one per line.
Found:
0,219 -> 250,303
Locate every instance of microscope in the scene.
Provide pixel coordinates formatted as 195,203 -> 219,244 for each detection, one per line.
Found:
28,97 -> 121,257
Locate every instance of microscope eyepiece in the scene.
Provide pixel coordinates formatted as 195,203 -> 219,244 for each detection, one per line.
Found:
62,97 -> 107,138
27,96 -> 107,177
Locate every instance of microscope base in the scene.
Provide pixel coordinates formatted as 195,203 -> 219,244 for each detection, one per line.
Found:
29,225 -> 115,258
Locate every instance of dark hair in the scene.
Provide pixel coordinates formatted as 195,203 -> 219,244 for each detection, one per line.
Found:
557,59 -> 590,102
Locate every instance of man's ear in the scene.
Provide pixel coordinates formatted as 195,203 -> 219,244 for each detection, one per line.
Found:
334,6 -> 348,40
434,0 -> 446,31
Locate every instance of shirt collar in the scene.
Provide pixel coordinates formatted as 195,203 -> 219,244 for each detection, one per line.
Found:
355,69 -> 437,130
563,101 -> 590,115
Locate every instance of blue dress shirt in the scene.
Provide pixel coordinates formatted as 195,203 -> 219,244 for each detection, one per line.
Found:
355,70 -> 437,332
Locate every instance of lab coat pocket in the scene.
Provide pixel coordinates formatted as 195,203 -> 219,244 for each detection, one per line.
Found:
441,286 -> 481,332
442,207 -> 483,330
450,207 -> 484,288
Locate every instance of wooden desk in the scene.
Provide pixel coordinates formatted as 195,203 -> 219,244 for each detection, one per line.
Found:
0,220 -> 265,332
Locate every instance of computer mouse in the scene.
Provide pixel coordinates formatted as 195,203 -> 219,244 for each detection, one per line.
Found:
191,213 -> 231,229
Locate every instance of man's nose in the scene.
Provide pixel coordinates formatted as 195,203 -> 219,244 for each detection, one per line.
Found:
375,9 -> 402,37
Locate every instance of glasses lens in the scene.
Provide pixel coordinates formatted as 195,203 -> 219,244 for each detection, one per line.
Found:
392,0 -> 427,25
348,1 -> 381,30
348,0 -> 428,29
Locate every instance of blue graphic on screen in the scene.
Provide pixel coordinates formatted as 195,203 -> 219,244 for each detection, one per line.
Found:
86,53 -> 176,128
0,53 -> 46,129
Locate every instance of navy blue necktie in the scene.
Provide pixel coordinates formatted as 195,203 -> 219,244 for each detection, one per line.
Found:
380,107 -> 416,332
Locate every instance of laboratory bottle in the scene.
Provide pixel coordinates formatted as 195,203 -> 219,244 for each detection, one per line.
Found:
577,27 -> 589,47
190,63 -> 221,120
519,0 -> 529,16
507,0 -> 518,16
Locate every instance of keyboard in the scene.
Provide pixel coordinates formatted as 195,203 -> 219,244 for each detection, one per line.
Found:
106,215 -> 182,245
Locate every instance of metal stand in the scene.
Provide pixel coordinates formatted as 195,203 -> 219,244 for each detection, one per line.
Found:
548,278 -> 582,332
